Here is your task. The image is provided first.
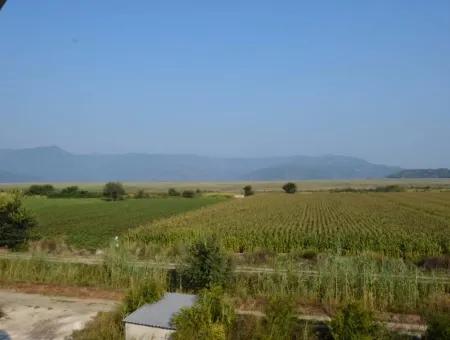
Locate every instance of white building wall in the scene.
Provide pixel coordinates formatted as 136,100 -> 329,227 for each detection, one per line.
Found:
125,323 -> 174,340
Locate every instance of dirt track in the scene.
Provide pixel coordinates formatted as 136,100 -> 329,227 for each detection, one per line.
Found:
0,290 -> 117,340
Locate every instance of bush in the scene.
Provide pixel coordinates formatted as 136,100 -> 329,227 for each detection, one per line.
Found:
282,182 -> 297,194
172,287 -> 235,340
103,182 -> 126,201
243,185 -> 254,197
47,186 -> 97,198
168,188 -> 181,196
182,190 -> 196,198
425,313 -> 450,340
331,302 -> 384,340
179,237 -> 234,291
25,184 -> 55,196
72,309 -> 123,340
0,191 -> 36,248
134,189 -> 149,199
262,296 -> 298,340
122,280 -> 165,315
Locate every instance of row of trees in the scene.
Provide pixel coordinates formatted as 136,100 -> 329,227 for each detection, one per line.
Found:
243,182 -> 298,196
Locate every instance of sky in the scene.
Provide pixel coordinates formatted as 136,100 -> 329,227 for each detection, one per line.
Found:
1,1 -> 449,168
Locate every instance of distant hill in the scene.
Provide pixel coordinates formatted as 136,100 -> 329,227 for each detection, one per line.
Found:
387,168 -> 450,179
0,146 -> 401,182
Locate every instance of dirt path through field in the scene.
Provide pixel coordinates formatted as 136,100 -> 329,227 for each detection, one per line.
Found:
0,290 -> 117,340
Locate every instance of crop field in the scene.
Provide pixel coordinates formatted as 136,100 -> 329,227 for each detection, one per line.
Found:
24,196 -> 225,250
128,191 -> 450,258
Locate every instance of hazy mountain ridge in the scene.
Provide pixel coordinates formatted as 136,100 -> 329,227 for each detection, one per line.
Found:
0,146 -> 401,182
387,168 -> 450,178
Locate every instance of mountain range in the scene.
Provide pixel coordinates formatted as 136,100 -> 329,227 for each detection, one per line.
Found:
0,146 -> 402,182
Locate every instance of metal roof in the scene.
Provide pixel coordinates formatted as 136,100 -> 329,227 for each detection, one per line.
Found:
123,293 -> 197,330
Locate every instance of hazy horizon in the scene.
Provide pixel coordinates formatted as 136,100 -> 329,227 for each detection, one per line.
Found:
1,1 -> 449,168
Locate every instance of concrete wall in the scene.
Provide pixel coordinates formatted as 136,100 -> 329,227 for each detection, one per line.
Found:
125,323 -> 174,340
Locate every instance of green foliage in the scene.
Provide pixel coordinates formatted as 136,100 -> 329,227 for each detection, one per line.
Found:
261,296 -> 298,340
182,190 -> 196,198
243,185 -> 254,196
25,184 -> 55,196
103,182 -> 126,201
134,189 -> 149,199
425,312 -> 450,340
172,287 -> 235,340
168,188 -> 181,196
122,280 -> 165,315
25,196 -> 223,249
331,302 -> 384,340
0,191 -> 36,248
47,186 -> 98,198
179,237 -> 234,291
72,309 -> 124,340
282,182 -> 297,194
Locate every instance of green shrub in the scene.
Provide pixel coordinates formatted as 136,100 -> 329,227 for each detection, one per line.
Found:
243,185 -> 254,196
103,182 -> 126,201
134,189 -> 149,199
172,287 -> 235,340
25,184 -> 55,196
168,188 -> 181,196
282,182 -> 297,194
179,237 -> 234,291
331,302 -> 384,340
0,191 -> 36,248
262,296 -> 298,340
122,280 -> 165,315
182,190 -> 196,198
72,309 -> 124,340
425,313 -> 450,340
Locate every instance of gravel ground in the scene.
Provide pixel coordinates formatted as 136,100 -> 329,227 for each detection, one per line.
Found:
0,290 -> 117,340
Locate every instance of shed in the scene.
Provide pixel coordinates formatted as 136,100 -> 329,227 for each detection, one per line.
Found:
123,293 -> 197,340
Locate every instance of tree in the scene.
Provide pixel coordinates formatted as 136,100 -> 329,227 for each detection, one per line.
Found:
25,184 -> 55,196
182,190 -> 195,198
168,188 -> 180,196
103,182 -> 126,201
243,185 -> 254,197
282,182 -> 297,194
179,237 -> 234,291
0,191 -> 36,248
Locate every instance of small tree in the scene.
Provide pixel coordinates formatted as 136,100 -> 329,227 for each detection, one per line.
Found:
182,190 -> 196,198
26,184 -> 55,196
179,237 -> 234,291
0,191 -> 36,248
168,188 -> 180,196
282,182 -> 297,194
243,185 -> 254,197
331,303 -> 384,340
262,296 -> 298,340
103,182 -> 126,201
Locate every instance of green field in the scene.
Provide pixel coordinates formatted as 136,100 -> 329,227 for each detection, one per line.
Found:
128,191 -> 450,258
24,196 -> 225,250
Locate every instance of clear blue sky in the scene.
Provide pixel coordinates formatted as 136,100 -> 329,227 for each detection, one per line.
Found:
1,1 -> 449,168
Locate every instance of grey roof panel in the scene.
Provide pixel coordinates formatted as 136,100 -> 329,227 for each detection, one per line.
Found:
123,293 -> 197,330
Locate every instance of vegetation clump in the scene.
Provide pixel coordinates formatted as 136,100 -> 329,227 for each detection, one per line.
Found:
282,182 -> 297,194
168,188 -> 181,196
424,312 -> 450,340
331,302 -> 384,340
182,190 -> 196,198
261,296 -> 298,340
25,184 -> 55,196
134,189 -> 149,199
0,191 -> 36,248
103,182 -> 126,201
172,287 -> 235,340
179,237 -> 234,291
243,185 -> 254,196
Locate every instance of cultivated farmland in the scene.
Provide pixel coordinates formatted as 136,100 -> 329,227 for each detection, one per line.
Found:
128,191 -> 450,258
24,196 -> 225,250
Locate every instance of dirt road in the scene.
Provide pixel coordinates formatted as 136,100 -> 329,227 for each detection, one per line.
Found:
0,290 -> 117,340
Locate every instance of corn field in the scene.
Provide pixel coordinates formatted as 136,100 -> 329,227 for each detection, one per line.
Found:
128,192 -> 450,257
